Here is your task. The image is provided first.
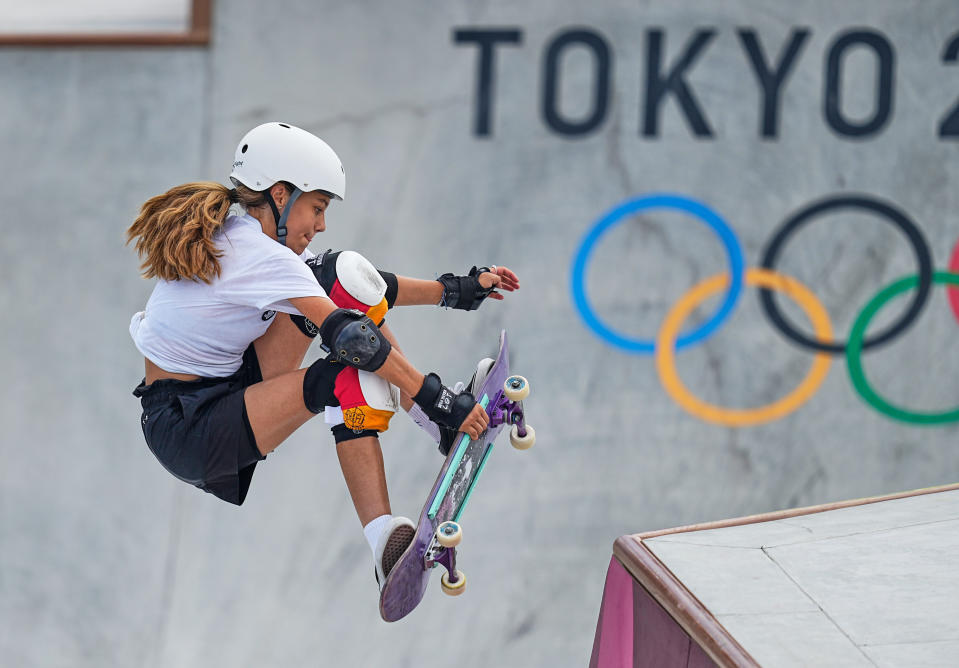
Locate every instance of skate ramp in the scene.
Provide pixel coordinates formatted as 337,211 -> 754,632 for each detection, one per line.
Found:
592,484 -> 959,667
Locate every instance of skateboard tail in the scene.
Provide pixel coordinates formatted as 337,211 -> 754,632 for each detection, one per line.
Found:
378,527 -> 434,622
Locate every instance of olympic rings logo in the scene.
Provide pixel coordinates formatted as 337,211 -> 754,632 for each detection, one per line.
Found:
571,193 -> 959,427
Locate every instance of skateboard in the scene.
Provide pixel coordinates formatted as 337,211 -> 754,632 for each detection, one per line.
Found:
379,330 -> 534,622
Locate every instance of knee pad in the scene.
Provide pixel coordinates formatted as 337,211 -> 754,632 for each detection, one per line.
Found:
303,356 -> 341,414
332,367 -> 398,433
331,424 -> 379,444
318,308 -> 392,371
309,250 -> 390,324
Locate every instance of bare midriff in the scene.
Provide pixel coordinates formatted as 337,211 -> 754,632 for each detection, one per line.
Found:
145,357 -> 201,384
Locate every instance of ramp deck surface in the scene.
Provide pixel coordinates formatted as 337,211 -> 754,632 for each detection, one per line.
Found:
593,483 -> 959,667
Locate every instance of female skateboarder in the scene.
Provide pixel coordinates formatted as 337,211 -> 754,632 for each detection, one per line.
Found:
127,122 -> 519,589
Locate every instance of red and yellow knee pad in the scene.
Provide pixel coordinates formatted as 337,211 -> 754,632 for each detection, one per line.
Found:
334,366 -> 397,433
314,250 -> 400,442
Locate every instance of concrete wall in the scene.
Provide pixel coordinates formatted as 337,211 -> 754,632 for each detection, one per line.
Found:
2,1 -> 958,666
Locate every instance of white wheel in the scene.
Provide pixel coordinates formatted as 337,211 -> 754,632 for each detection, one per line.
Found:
441,569 -> 467,596
510,424 -> 535,450
436,521 -> 462,548
503,375 -> 530,401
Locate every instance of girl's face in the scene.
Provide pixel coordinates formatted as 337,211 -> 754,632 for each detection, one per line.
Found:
268,188 -> 331,254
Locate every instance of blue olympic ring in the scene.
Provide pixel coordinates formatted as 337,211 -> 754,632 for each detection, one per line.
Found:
570,194 -> 745,354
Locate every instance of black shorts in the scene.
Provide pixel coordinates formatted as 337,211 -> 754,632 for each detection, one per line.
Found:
132,346 -> 266,506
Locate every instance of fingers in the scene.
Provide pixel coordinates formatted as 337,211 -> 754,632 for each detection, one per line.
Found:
492,266 -> 520,291
462,422 -> 481,439
458,403 -> 489,440
474,403 -> 489,428
478,272 -> 501,289
479,267 -> 520,293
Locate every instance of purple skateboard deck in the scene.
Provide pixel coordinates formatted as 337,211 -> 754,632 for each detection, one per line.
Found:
379,330 -> 528,622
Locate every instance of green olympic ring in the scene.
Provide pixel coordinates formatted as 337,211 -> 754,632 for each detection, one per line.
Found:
847,271 -> 959,425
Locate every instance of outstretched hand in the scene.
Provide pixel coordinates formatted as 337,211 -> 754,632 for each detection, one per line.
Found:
478,266 -> 520,301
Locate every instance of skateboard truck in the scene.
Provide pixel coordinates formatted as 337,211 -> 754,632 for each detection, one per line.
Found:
426,542 -> 457,574
426,521 -> 466,596
491,375 -> 534,449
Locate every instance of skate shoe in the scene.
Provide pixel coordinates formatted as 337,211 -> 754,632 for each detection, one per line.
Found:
466,357 -> 495,396
438,358 -> 495,456
374,516 -> 416,590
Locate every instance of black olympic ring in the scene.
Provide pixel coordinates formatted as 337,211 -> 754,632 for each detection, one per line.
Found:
759,194 -> 933,354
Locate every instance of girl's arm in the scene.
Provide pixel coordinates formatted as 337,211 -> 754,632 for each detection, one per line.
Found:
393,276 -> 443,306
378,321 -> 415,412
393,266 -> 521,307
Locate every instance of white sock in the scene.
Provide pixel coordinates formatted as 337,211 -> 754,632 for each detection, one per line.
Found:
363,514 -> 393,554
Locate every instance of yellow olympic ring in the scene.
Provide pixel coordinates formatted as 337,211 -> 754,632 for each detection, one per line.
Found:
655,269 -> 834,427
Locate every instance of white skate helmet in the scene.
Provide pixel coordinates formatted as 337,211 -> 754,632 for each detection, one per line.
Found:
230,122 -> 345,199
229,122 -> 345,245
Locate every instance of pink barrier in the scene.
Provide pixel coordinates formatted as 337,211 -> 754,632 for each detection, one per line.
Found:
590,558 -> 635,668
589,557 -> 717,667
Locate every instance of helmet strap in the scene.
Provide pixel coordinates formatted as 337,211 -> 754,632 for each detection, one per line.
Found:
264,187 -> 303,247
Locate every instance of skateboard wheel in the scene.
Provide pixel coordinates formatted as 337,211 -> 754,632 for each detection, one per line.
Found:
436,521 -> 462,548
509,423 -> 535,450
441,569 -> 467,596
504,375 -> 530,401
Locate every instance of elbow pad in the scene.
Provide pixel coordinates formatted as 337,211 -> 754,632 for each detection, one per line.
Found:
318,308 -> 392,372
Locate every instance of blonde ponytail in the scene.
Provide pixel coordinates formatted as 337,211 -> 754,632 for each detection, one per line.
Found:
127,182 -> 236,283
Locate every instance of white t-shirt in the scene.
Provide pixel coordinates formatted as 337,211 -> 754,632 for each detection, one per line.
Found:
130,213 -> 326,377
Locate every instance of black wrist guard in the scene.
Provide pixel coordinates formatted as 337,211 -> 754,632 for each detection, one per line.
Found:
413,373 -> 479,430
437,266 -> 494,310
318,308 -> 392,371
290,313 -> 318,338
